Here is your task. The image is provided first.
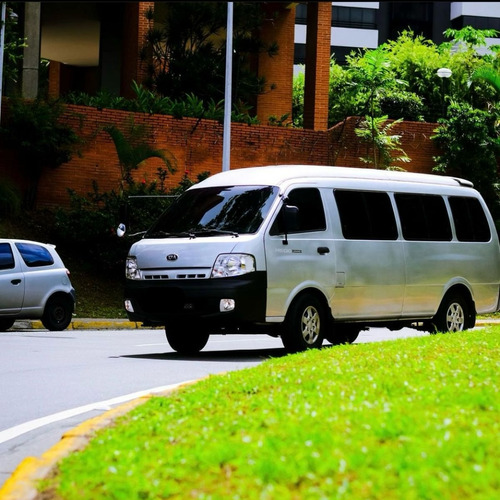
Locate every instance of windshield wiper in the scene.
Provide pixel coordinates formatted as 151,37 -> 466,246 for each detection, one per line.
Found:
193,229 -> 239,237
146,231 -> 196,239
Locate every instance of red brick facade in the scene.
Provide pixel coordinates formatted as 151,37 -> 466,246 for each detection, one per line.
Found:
0,103 -> 441,209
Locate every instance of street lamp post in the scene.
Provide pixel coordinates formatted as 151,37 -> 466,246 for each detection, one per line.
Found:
437,67 -> 452,118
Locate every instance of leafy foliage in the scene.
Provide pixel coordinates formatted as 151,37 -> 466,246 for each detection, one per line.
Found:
0,97 -> 80,208
140,2 -> 278,107
432,101 -> 500,222
355,116 -> 410,169
102,119 -> 176,190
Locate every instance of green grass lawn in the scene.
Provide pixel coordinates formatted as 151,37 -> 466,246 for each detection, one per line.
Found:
39,328 -> 500,499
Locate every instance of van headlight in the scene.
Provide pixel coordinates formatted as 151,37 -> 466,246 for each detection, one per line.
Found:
125,256 -> 141,280
211,254 -> 255,278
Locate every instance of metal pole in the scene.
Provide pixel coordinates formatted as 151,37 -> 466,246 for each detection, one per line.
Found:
0,2 -> 7,125
222,2 -> 233,172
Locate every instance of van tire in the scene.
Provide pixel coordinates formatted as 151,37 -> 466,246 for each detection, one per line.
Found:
0,318 -> 15,331
326,325 -> 360,345
166,323 -> 209,354
42,295 -> 73,331
431,293 -> 470,333
282,294 -> 324,353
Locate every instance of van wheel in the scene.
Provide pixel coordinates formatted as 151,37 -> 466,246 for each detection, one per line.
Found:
326,325 -> 360,345
432,294 -> 470,333
42,295 -> 73,331
166,322 -> 209,354
0,318 -> 15,331
282,294 -> 324,353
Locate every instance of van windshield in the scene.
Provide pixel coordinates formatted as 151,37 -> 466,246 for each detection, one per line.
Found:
145,185 -> 279,238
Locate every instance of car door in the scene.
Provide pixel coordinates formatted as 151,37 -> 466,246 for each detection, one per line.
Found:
264,187 -> 336,319
0,242 -> 25,314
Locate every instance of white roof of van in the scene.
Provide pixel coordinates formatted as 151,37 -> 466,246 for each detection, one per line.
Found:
194,165 -> 473,189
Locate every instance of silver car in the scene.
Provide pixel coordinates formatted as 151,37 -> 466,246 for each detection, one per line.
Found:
0,239 -> 75,331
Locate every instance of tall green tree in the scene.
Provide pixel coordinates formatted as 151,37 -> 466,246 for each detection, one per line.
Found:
140,2 -> 278,109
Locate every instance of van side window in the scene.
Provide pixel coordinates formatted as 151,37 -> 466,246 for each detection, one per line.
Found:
270,188 -> 326,234
0,243 -> 15,270
395,193 -> 452,241
334,190 -> 398,240
449,196 -> 491,242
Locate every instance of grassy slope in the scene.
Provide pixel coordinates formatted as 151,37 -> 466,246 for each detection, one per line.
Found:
40,329 -> 500,499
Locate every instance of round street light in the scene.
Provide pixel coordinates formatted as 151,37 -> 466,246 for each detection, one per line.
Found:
437,67 -> 452,78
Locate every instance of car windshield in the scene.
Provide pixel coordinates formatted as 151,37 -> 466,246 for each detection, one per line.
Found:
145,185 -> 279,238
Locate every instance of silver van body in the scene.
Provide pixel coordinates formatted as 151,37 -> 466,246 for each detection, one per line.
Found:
124,165 -> 500,352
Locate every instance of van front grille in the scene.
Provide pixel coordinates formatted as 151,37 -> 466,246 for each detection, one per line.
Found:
144,273 -> 207,280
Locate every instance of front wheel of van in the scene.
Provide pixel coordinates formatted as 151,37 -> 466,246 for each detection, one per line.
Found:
282,294 -> 324,353
165,323 -> 209,354
432,294 -> 471,333
325,326 -> 360,345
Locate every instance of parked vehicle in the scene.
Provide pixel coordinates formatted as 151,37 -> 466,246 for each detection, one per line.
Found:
120,165 -> 500,353
0,239 -> 75,331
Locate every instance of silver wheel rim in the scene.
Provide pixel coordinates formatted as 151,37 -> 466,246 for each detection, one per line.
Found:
301,305 -> 320,344
446,302 -> 465,332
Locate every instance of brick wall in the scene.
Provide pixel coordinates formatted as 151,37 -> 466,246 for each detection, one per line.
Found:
0,102 -> 441,209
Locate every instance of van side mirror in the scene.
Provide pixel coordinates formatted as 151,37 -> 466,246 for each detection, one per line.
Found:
283,205 -> 299,245
117,223 -> 126,238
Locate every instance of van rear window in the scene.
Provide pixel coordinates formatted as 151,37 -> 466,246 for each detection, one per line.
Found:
449,196 -> 491,242
395,193 -> 452,241
334,190 -> 398,240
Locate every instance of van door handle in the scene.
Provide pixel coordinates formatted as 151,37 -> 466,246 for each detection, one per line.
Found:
11,279 -> 22,285
317,247 -> 330,255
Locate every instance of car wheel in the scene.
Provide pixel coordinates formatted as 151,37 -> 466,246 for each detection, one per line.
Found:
282,294 -> 325,353
0,318 -> 15,331
325,325 -> 360,345
165,322 -> 210,354
42,295 -> 74,331
431,293 -> 470,333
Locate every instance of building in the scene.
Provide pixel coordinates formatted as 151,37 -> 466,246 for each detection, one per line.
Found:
294,2 -> 500,71
5,2 -> 500,133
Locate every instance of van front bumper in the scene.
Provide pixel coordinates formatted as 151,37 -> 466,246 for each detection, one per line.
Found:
124,272 -> 267,327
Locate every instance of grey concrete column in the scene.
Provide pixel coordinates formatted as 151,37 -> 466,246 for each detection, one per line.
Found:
22,2 -> 41,99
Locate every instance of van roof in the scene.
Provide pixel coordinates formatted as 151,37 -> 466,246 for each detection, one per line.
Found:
194,165 -> 474,189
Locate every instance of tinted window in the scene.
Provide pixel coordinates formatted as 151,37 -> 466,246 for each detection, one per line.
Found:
15,243 -> 54,267
0,243 -> 15,270
334,190 -> 398,240
449,196 -> 491,242
271,188 -> 326,234
147,186 -> 279,237
395,194 -> 452,241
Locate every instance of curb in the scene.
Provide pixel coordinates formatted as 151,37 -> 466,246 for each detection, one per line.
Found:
13,319 -> 160,331
0,380 -> 200,500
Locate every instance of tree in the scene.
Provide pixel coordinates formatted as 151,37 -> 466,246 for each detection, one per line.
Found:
0,98 -> 79,209
140,2 -> 278,110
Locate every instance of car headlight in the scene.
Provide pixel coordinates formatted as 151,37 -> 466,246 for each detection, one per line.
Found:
125,256 -> 141,280
211,254 -> 255,278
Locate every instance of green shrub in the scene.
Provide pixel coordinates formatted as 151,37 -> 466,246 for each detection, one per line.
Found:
0,179 -> 22,218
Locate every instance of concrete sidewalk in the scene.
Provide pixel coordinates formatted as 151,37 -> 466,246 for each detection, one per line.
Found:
13,317 -> 500,331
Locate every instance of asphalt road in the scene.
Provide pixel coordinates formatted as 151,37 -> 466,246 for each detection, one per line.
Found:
0,326 -> 428,487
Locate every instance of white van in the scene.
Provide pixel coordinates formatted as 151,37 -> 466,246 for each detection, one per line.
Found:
122,165 -> 500,353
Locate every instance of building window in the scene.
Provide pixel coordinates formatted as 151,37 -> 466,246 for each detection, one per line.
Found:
332,6 -> 377,30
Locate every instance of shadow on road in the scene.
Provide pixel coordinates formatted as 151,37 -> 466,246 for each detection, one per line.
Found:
120,347 -> 288,362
